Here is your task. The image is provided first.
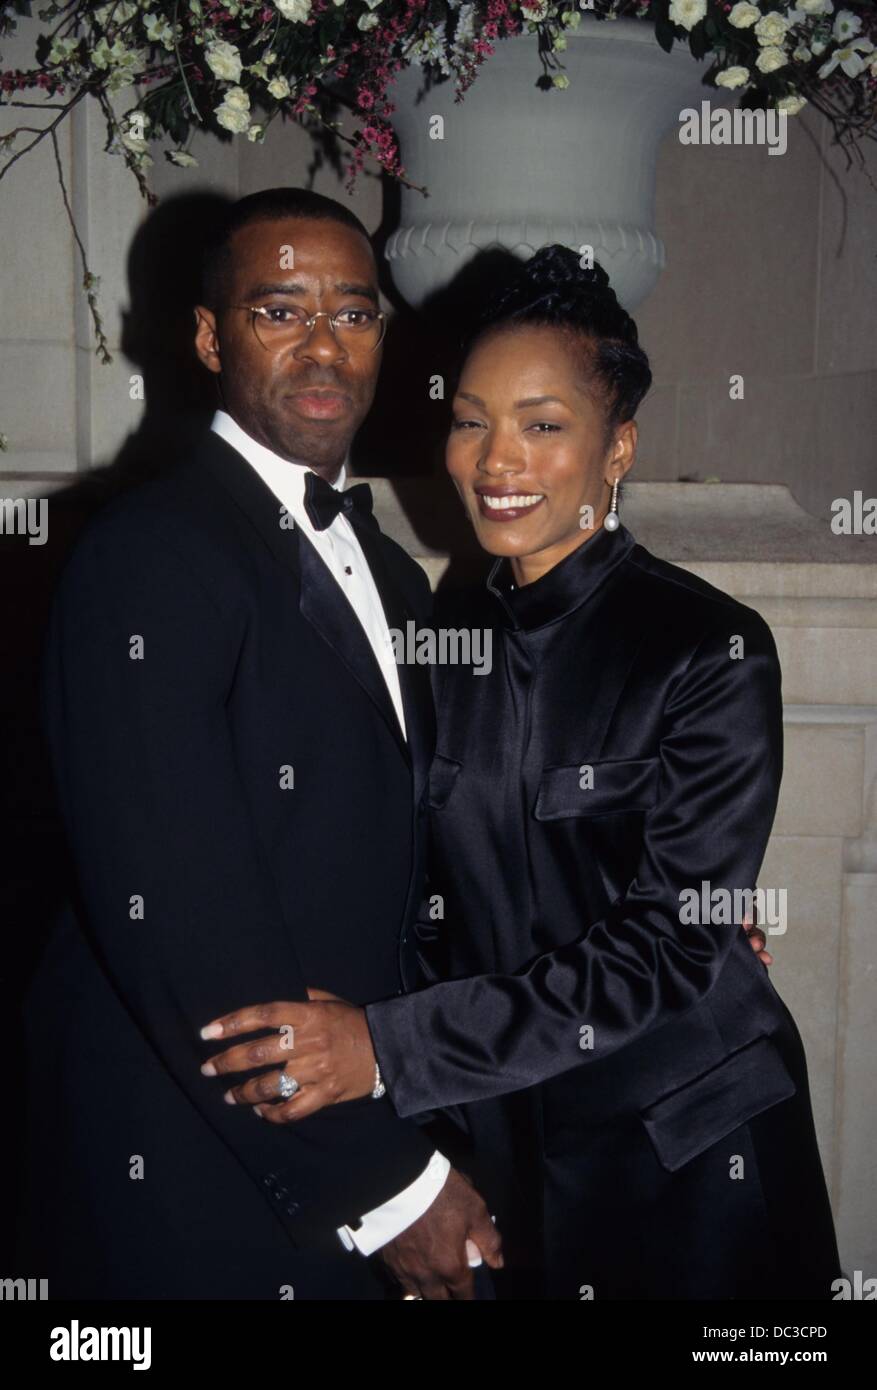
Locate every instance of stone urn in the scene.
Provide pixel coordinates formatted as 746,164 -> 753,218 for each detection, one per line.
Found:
385,16 -> 716,311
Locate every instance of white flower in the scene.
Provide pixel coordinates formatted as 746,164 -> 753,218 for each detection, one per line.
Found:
267,75 -> 290,99
357,11 -> 379,28
48,36 -> 80,64
92,36 -> 120,70
832,9 -> 862,42
93,36 -> 148,88
143,13 -> 175,47
552,73 -> 570,89
223,86 -> 250,112
205,41 -> 243,82
871,53 -> 877,76
274,0 -> 312,21
794,0 -> 834,12
167,149 -> 199,166
728,2 -> 760,29
811,37 -> 828,54
521,1 -> 550,19
716,64 -> 751,89
215,86 -> 251,133
669,0 -> 707,31
247,124 -> 266,142
777,94 -> 808,113
818,36 -> 875,77
94,1 -> 137,27
406,24 -> 449,70
792,44 -> 812,61
755,12 -> 791,47
756,45 -> 789,72
121,131 -> 149,155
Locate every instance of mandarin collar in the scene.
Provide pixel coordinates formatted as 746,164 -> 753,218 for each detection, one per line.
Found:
486,524 -> 635,631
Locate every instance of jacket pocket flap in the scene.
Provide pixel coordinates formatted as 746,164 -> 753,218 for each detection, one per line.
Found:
641,1034 -> 797,1173
534,757 -> 659,821
427,753 -> 462,809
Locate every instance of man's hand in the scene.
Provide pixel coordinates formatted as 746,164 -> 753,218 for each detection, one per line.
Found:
380,1167 -> 503,1301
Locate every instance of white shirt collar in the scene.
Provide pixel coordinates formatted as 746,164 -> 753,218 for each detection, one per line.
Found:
210,410 -> 347,521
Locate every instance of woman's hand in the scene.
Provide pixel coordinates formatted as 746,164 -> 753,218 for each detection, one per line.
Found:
744,914 -> 773,967
199,988 -> 377,1123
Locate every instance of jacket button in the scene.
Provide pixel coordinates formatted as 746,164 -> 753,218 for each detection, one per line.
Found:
286,1201 -> 300,1217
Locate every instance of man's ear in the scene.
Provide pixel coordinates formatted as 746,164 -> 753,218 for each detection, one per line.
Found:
605,418 -> 638,488
194,305 -> 222,375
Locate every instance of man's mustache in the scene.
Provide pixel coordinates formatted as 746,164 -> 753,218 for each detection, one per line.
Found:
282,371 -> 351,394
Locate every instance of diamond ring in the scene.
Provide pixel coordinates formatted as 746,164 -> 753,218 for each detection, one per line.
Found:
278,1073 -> 300,1100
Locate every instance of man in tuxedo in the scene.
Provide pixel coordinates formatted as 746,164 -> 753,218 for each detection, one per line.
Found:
19,187 -> 500,1299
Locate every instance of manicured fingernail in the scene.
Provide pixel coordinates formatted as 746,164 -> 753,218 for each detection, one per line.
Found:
200,1062 -> 216,1076
223,1090 -> 236,1105
200,1023 -> 223,1040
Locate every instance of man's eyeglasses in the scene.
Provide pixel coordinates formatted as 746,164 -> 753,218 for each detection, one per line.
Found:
233,303 -> 386,353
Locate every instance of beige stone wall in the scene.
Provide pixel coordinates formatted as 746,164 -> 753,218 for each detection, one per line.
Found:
634,109 -> 877,522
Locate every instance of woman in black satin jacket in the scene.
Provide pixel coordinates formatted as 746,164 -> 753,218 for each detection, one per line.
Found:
211,247 -> 841,1300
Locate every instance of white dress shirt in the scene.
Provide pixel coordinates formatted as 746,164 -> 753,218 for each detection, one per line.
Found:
210,410 -> 449,1255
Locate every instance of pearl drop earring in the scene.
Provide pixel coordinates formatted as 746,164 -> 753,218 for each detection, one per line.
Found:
603,478 -> 620,532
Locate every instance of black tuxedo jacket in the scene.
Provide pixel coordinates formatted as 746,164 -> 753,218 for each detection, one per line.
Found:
20,430 -> 436,1299
367,526 -> 840,1299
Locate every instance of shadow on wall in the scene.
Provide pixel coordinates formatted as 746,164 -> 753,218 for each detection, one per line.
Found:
362,199 -> 530,586
0,190 -> 230,1268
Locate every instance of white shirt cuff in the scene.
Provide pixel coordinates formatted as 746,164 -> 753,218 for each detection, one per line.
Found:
337,1150 -> 450,1256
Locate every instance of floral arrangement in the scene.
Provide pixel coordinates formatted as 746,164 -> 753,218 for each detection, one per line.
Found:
2,1 -> 875,195
0,1 -> 873,361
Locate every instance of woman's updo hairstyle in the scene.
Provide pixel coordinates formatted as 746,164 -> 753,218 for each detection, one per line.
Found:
466,244 -> 652,448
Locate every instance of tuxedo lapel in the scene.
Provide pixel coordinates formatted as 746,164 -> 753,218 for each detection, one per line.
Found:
199,429 -> 417,768
351,518 -> 434,809
200,431 -> 301,578
296,529 -> 409,761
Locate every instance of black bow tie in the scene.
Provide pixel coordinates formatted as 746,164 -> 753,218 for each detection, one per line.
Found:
303,471 -> 375,533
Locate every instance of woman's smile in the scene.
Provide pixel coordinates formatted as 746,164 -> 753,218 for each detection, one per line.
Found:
475,485 -> 546,522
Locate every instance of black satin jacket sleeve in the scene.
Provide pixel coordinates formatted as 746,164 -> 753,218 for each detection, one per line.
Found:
366,613 -> 783,1117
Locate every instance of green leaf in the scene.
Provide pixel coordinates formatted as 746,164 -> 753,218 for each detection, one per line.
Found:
655,17 -> 675,54
689,23 -> 708,62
